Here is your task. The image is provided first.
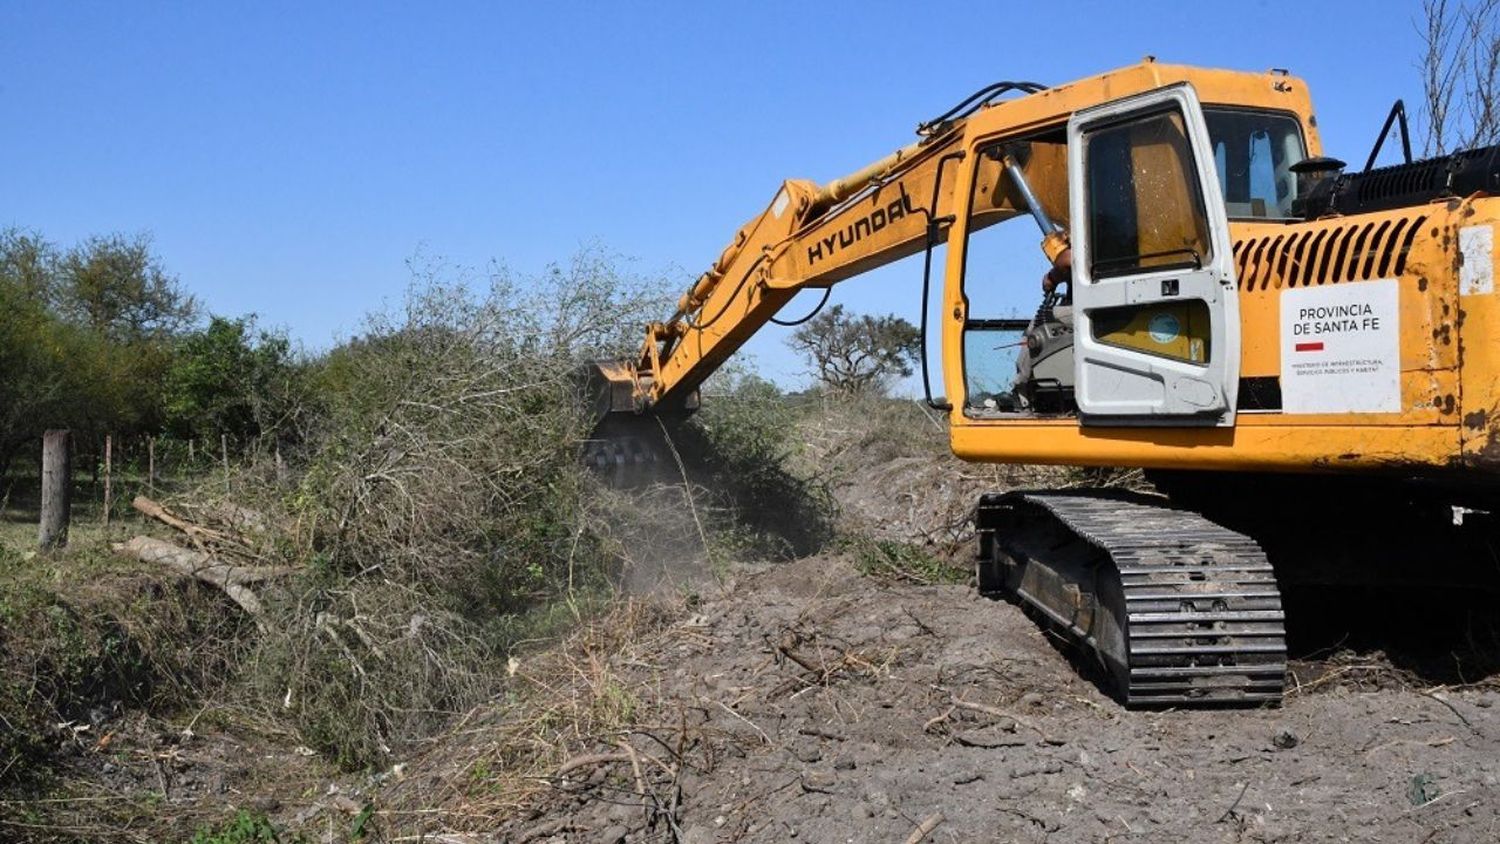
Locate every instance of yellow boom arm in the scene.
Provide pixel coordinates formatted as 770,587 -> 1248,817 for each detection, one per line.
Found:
621,84 -> 1060,412
629,134 -> 957,410
610,62 -> 1323,419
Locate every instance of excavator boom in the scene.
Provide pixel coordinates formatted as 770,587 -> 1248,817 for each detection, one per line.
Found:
615,135 -> 957,412
591,83 -> 1056,415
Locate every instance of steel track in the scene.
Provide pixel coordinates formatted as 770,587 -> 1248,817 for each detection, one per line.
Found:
977,490 -> 1286,706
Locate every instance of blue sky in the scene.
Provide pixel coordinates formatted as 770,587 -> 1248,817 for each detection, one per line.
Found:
3,1 -> 1427,390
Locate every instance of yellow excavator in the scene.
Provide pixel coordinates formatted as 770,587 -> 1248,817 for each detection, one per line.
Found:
584,59 -> 1500,705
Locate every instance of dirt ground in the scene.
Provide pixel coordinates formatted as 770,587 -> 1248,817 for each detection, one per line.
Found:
38,537 -> 1500,843
393,437 -> 1500,844
446,548 -> 1499,844
12,430 -> 1500,843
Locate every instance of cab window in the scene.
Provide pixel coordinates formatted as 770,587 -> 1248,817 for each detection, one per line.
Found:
1205,109 -> 1306,220
1085,108 -> 1212,279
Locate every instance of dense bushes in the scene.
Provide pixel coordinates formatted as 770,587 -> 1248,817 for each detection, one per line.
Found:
1,241 -> 838,777
0,229 -> 304,477
230,254 -> 689,766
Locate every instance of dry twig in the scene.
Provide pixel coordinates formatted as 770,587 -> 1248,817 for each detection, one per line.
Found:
903,811 -> 945,844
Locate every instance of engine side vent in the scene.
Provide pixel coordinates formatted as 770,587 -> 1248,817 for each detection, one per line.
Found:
1233,214 -> 1427,291
1296,143 -> 1500,217
1357,160 -> 1447,206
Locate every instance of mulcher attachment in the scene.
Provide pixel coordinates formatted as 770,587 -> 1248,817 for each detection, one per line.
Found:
576,359 -> 696,488
976,490 -> 1286,706
583,412 -> 670,487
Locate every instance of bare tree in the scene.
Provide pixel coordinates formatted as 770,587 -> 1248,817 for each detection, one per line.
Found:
1418,0 -> 1500,154
788,304 -> 921,395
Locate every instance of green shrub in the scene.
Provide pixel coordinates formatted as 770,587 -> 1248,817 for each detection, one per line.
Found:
846,537 -> 969,585
671,373 -> 835,559
190,810 -> 301,844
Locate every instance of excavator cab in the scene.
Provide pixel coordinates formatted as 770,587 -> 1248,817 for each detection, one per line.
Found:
955,83 -> 1243,428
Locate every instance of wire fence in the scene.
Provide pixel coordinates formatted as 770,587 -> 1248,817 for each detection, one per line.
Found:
1,432 -> 285,525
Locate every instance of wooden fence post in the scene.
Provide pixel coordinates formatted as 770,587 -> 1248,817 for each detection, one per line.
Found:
102,434 -> 113,526
39,430 -> 72,550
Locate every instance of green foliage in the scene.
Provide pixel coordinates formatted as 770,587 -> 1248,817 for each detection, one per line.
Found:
164,315 -> 302,446
53,233 -> 197,341
0,261 -> 66,464
846,537 -> 969,585
0,228 -> 197,468
190,810 -> 301,844
788,304 -> 921,395
351,801 -> 377,839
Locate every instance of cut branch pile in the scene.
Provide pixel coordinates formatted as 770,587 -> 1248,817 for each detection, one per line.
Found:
113,495 -> 296,620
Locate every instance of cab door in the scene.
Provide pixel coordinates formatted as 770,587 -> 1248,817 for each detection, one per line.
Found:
1066,84 -> 1240,425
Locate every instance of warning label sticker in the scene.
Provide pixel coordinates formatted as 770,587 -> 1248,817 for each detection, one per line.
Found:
1279,279 -> 1401,414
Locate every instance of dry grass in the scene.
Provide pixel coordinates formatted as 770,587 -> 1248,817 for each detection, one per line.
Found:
376,596 -> 691,835
790,394 -> 1065,551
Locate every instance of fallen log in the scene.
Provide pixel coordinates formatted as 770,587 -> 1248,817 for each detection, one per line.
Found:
131,495 -> 266,561
132,495 -> 226,551
112,535 -> 294,618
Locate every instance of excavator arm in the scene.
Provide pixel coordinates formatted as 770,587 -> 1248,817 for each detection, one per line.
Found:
592,83 -> 1065,417
628,135 -> 962,412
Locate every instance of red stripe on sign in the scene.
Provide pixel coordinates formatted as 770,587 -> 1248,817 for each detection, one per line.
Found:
1295,342 -> 1324,352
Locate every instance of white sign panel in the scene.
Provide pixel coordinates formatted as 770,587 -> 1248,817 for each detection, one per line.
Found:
1460,224 -> 1494,296
1280,279 -> 1401,414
